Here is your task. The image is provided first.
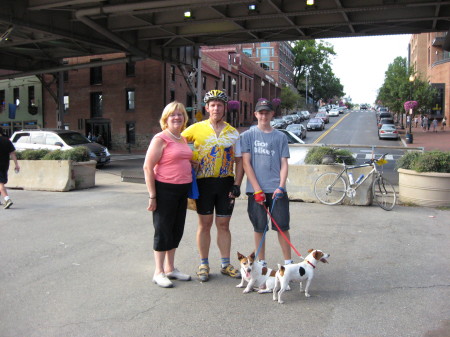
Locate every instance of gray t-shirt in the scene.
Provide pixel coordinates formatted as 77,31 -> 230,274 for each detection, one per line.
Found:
240,127 -> 290,193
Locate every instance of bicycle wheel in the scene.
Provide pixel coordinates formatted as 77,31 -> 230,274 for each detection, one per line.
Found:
372,176 -> 396,211
314,172 -> 347,205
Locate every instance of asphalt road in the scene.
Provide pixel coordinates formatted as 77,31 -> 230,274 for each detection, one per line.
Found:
1,172 -> 449,337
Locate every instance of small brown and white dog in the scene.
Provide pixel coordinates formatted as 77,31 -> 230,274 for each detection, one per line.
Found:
273,249 -> 330,304
236,251 -> 290,294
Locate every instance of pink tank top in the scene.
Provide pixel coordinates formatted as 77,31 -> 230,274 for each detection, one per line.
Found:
154,132 -> 193,184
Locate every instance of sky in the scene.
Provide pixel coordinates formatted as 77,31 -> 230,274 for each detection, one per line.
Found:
322,35 -> 411,105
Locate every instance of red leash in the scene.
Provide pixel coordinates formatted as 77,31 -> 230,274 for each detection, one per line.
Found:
263,204 -> 302,258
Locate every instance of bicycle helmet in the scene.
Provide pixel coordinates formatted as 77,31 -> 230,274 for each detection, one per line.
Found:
203,89 -> 228,104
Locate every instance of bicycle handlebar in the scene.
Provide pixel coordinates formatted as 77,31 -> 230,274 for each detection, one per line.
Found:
364,153 -> 388,164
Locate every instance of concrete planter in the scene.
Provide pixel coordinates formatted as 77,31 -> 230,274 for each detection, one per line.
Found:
398,168 -> 450,207
7,160 -> 97,192
286,165 -> 374,205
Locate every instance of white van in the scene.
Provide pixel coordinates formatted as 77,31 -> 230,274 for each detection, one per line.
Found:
11,129 -> 110,166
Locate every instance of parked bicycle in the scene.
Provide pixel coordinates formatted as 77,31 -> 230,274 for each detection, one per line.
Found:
314,153 -> 397,211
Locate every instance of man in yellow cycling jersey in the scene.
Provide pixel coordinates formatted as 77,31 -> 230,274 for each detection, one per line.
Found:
182,89 -> 243,282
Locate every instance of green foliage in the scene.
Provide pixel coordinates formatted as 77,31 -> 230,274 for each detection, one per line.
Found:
305,146 -> 356,165
16,147 -> 91,162
280,85 -> 301,111
291,40 -> 344,103
396,151 -> 450,173
17,149 -> 51,160
42,150 -> 65,160
62,146 -> 90,162
377,57 -> 438,118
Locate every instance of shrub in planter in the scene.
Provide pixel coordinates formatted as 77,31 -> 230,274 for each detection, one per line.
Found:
16,146 -> 91,162
396,150 -> 450,173
16,149 -> 51,160
305,146 -> 356,165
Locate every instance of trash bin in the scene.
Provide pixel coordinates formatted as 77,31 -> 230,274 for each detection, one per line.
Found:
406,133 -> 413,144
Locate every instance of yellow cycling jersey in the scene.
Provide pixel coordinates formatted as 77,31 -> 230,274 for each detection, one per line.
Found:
182,120 -> 240,179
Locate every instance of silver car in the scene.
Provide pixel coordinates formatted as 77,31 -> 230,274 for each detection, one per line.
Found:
378,124 -> 399,140
11,129 -> 111,165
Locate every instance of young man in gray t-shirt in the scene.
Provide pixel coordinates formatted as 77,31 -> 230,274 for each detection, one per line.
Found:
240,100 -> 293,266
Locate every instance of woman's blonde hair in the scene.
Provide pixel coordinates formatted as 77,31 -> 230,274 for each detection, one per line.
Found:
159,101 -> 189,131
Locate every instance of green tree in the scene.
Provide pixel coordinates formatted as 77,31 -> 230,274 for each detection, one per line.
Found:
377,56 -> 438,122
376,56 -> 409,121
292,40 -> 344,103
280,85 -> 301,112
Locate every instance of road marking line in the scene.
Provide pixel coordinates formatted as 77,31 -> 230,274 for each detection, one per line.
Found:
313,113 -> 351,144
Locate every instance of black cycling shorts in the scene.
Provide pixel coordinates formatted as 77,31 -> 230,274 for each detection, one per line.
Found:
0,167 -> 8,184
195,176 -> 235,217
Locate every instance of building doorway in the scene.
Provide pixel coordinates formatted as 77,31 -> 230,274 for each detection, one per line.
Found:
86,118 -> 111,149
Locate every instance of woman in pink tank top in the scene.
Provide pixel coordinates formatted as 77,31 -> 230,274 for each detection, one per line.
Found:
143,101 -> 193,288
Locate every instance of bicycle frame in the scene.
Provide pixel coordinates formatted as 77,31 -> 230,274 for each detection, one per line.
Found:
333,156 -> 384,193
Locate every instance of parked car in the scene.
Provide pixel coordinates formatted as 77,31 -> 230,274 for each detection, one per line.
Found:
318,106 -> 328,113
11,129 -> 111,166
378,118 -> 395,129
282,115 -> 295,125
338,106 -> 346,114
315,112 -> 329,124
298,110 -> 311,120
289,113 -> 301,123
378,112 -> 393,122
306,118 -> 325,131
328,107 -> 340,116
277,129 -> 305,144
286,123 -> 307,139
378,124 -> 399,140
270,118 -> 286,129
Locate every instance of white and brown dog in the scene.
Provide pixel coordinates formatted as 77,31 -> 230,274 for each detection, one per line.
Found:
273,249 -> 330,304
237,251 -> 289,294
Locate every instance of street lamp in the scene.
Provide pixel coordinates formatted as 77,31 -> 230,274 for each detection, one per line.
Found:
261,80 -> 265,98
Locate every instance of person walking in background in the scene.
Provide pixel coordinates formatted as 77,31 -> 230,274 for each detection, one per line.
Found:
432,118 -> 438,132
0,126 -> 20,209
143,101 -> 193,288
441,117 -> 446,131
427,116 -> 432,131
414,116 -> 419,128
182,89 -> 244,282
422,115 -> 428,131
240,100 -> 293,266
406,115 -> 411,129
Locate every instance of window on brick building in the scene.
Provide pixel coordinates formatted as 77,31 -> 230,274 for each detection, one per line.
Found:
13,87 -> 20,106
171,65 -> 176,81
64,94 -> 69,113
243,48 -> 252,57
126,89 -> 135,111
90,60 -> 102,85
170,90 -> 175,102
215,80 -> 218,89
126,122 -> 136,144
90,92 -> 103,117
126,62 -> 136,77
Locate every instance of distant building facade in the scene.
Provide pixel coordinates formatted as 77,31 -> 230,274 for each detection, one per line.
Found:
410,32 -> 449,122
0,75 -> 43,137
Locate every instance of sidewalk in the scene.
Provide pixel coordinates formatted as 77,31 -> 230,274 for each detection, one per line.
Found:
401,126 -> 450,151
1,171 -> 449,337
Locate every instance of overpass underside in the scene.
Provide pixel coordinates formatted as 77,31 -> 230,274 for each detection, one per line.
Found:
1,0 -> 450,76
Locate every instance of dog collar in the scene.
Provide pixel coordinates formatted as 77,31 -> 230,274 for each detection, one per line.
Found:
306,260 -> 316,269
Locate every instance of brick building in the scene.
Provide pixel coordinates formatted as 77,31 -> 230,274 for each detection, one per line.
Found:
409,32 -> 449,123
42,48 -> 283,151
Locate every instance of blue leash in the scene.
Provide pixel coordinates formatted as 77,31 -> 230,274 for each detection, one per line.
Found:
254,196 -> 278,260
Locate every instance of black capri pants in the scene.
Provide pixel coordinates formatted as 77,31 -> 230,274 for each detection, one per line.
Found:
152,180 -> 190,251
